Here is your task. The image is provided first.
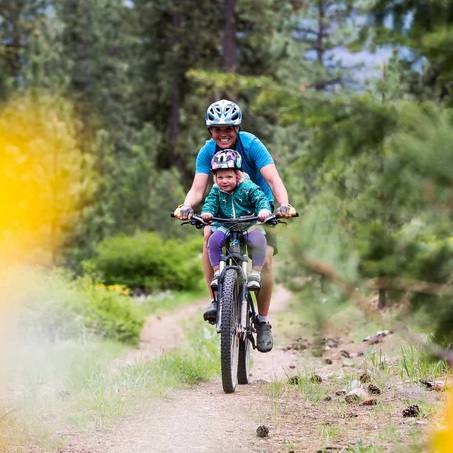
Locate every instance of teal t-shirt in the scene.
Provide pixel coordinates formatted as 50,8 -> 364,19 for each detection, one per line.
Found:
195,131 -> 274,201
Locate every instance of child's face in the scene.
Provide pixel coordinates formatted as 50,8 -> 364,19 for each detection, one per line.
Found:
209,126 -> 239,149
214,169 -> 239,193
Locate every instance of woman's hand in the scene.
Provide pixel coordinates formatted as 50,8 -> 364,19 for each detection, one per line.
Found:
174,204 -> 193,220
276,204 -> 297,218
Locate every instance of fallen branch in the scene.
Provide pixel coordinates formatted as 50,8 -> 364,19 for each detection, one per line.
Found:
300,254 -> 453,366
301,256 -> 377,316
367,277 -> 453,296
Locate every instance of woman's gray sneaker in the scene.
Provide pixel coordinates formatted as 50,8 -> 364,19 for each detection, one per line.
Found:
256,322 -> 273,352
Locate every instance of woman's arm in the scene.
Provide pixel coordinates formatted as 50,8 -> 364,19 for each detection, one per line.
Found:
184,173 -> 210,207
260,164 -> 289,206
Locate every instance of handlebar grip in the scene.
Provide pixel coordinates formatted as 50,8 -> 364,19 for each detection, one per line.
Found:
275,212 -> 299,219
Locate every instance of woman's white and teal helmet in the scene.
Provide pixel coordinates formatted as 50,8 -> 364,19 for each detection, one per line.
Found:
205,99 -> 242,127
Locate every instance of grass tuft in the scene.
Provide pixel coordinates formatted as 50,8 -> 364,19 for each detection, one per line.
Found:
294,372 -> 328,402
265,379 -> 287,399
398,345 -> 448,381
345,442 -> 383,452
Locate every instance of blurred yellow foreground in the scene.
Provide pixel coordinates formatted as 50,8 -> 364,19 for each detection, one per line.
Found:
431,386 -> 453,452
0,93 -> 93,267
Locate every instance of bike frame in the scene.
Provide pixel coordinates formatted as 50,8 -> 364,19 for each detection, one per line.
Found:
215,226 -> 257,346
172,213 -> 281,348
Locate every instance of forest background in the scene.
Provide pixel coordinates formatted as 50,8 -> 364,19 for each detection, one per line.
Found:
0,0 -> 452,349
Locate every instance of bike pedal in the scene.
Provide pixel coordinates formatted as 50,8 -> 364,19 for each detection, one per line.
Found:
203,313 -> 217,324
203,314 -> 216,323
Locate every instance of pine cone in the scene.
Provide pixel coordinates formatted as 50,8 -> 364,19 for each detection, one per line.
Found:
287,376 -> 299,385
368,384 -> 382,395
310,374 -> 323,383
402,404 -> 420,417
359,372 -> 371,383
256,425 -> 269,438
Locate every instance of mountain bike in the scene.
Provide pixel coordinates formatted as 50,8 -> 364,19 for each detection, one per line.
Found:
173,213 -> 293,393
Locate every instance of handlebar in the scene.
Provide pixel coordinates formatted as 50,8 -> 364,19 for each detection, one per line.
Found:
170,212 -> 298,229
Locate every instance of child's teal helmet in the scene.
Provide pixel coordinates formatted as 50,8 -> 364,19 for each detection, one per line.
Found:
205,100 -> 242,127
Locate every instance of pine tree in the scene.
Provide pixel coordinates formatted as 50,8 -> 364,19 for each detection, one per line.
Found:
0,0 -> 50,97
367,0 -> 453,104
133,0 -> 223,175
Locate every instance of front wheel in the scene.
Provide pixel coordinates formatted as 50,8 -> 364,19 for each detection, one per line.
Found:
219,268 -> 241,393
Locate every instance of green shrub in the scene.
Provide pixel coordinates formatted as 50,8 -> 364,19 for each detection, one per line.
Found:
77,279 -> 144,344
84,231 -> 203,292
18,268 -> 145,344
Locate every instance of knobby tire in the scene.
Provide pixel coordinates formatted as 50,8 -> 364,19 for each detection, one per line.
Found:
237,336 -> 251,384
237,294 -> 252,384
220,268 -> 240,393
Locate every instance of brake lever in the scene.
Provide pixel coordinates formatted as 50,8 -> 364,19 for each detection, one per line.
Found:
188,218 -> 206,229
261,218 -> 279,226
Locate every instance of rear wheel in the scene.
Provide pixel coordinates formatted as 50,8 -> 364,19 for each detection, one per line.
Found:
219,268 -> 240,393
237,336 -> 251,384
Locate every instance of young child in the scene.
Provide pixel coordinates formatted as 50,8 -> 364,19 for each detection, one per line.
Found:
200,149 -> 272,290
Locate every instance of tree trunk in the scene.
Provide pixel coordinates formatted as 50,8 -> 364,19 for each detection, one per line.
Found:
223,0 -> 237,72
167,13 -> 183,170
168,70 -> 180,154
378,288 -> 387,309
316,0 -> 326,66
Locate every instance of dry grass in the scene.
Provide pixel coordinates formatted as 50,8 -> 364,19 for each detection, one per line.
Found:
249,291 -> 447,452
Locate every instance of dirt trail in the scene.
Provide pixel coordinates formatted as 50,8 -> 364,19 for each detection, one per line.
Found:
63,287 -> 301,453
60,287 -> 443,453
113,299 -> 207,368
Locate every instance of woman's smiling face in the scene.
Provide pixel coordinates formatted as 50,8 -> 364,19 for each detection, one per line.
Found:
209,126 -> 239,149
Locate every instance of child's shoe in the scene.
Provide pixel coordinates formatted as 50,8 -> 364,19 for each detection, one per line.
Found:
210,270 -> 220,290
247,270 -> 261,291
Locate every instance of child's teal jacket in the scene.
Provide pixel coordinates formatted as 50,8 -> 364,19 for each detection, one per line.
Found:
201,175 -> 271,218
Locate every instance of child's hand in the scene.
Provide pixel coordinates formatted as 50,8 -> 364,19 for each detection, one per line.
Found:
201,212 -> 213,222
258,209 -> 272,221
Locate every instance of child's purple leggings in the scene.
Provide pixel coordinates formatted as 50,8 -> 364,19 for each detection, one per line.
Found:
208,230 -> 267,268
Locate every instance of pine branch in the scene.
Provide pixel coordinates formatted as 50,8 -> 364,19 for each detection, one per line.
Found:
308,77 -> 342,90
